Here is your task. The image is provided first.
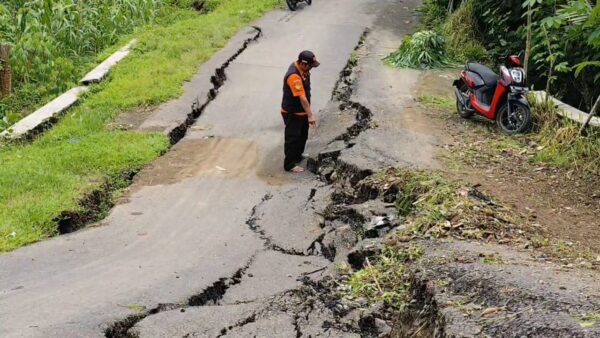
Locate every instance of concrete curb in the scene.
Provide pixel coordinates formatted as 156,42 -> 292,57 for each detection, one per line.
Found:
1,39 -> 137,140
532,90 -> 600,127
1,86 -> 89,138
80,39 -> 137,85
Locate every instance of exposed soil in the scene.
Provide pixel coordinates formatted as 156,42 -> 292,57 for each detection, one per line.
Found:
109,106 -> 157,131
415,70 -> 600,255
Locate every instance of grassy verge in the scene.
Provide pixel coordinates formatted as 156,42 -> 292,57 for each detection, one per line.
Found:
420,92 -> 600,176
385,0 -> 488,70
0,0 -> 280,252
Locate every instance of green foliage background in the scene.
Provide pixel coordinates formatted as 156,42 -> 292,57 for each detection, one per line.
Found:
420,0 -> 600,111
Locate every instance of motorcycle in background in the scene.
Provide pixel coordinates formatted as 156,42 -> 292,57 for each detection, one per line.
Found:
453,56 -> 532,134
286,0 -> 312,11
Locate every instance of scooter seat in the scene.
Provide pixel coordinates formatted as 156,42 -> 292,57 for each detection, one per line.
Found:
467,63 -> 498,87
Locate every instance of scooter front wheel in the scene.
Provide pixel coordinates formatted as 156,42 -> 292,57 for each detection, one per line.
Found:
286,0 -> 298,10
306,0 -> 312,4
496,101 -> 532,135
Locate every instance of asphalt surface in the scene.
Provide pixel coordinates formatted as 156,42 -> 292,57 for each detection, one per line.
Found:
5,1 -> 594,337
0,0 -> 400,337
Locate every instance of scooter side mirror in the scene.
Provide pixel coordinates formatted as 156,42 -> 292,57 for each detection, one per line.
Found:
509,55 -> 522,67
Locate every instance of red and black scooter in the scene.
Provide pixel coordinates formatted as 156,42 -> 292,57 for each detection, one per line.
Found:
286,0 -> 312,11
453,56 -> 532,134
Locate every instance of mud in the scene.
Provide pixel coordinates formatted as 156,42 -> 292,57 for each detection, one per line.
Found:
133,137 -> 259,186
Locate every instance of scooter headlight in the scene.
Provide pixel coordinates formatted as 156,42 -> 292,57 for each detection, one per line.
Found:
510,68 -> 524,84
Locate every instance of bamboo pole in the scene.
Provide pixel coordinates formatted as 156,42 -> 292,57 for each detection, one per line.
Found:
579,94 -> 600,134
524,5 -> 532,77
0,45 -> 11,98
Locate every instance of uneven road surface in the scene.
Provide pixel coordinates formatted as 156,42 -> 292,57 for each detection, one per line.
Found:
0,1 -> 425,337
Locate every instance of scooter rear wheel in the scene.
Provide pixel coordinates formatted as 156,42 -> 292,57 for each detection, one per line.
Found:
496,101 -> 532,135
286,0 -> 298,10
456,84 -> 474,118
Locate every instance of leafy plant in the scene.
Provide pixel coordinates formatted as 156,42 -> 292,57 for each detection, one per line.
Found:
418,0 -> 449,30
421,0 -> 600,111
385,30 -> 450,69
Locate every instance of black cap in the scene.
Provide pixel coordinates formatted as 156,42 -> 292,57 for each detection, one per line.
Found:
298,50 -> 320,68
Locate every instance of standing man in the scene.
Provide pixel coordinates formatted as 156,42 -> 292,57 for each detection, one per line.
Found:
281,50 -> 320,173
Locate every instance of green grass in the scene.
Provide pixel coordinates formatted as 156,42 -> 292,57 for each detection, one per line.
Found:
576,313 -> 600,328
344,245 -> 423,310
417,95 -> 455,110
481,253 -> 504,265
424,90 -> 600,176
0,0 -> 280,252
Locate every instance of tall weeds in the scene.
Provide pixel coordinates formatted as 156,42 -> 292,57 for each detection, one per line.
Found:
442,0 -> 488,63
530,95 -> 600,174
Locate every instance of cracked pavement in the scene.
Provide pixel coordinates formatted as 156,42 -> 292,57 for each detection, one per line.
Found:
0,0 -> 424,337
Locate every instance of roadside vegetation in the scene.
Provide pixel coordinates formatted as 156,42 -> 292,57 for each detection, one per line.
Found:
388,0 -> 600,175
418,90 -> 600,175
0,0 -> 279,252
390,0 -> 599,112
0,0 -> 233,130
340,167 -> 598,310
0,0 -> 158,130
529,96 -> 600,173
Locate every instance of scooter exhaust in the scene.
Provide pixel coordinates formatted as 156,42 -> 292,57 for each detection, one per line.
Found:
454,87 -> 466,107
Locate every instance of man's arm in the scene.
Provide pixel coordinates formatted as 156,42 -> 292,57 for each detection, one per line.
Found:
299,95 -> 317,126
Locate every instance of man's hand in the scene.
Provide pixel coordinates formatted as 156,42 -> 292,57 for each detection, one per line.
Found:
300,95 -> 317,127
308,114 -> 318,127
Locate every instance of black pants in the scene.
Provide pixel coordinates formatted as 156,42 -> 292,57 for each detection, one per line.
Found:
282,113 -> 309,171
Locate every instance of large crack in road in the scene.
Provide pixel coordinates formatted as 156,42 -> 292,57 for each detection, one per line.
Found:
169,26 -> 263,144
106,22 -> 384,338
52,27 -> 265,236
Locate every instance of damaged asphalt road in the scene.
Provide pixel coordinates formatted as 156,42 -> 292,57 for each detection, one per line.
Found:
0,0 -> 420,337
7,0 -> 595,336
